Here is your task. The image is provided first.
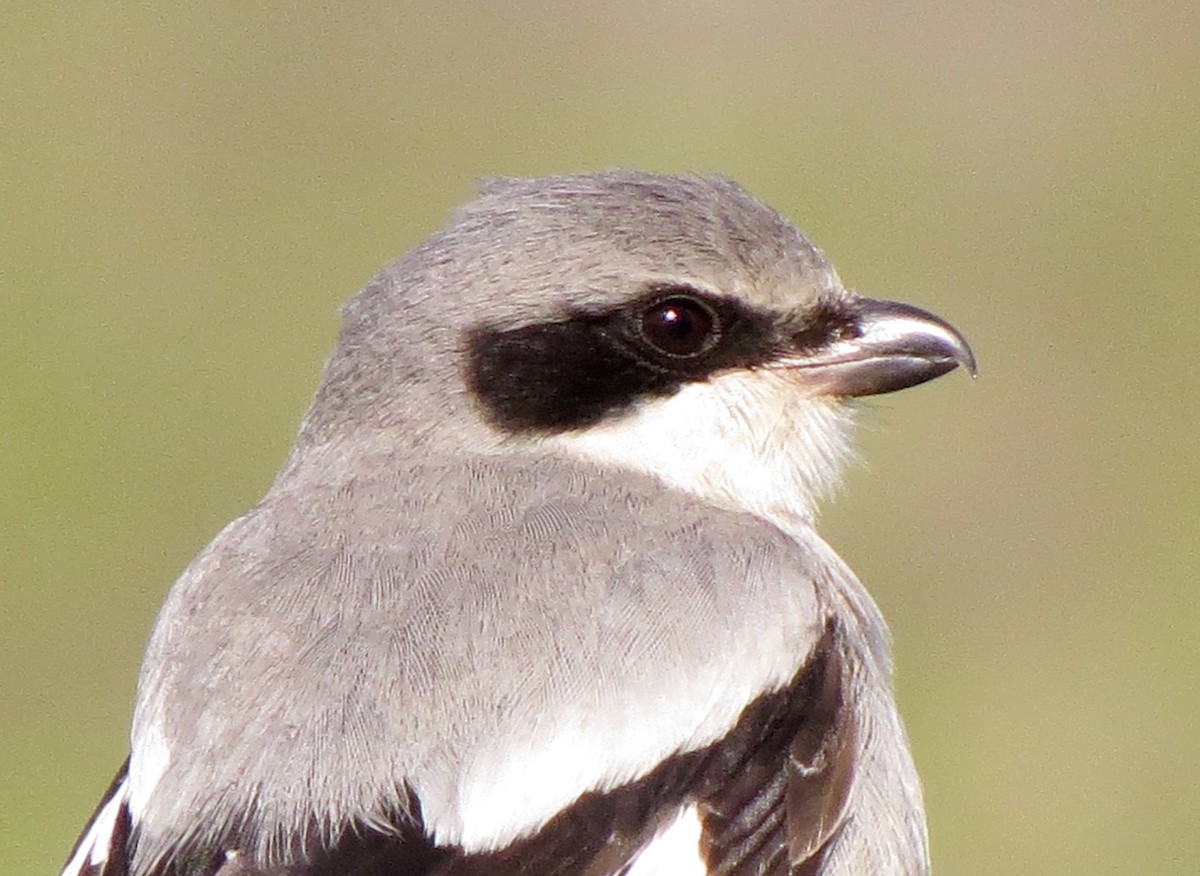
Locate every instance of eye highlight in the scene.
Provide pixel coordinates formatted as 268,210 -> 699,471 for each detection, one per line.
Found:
639,295 -> 719,358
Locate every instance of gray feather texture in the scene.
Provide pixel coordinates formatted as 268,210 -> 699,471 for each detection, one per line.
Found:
59,171 -> 969,876
133,454 -> 846,863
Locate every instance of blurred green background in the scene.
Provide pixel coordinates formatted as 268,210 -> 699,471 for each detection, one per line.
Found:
5,2 -> 1197,873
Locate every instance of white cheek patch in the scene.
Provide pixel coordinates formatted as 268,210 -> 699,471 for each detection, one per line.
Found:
543,369 -> 856,525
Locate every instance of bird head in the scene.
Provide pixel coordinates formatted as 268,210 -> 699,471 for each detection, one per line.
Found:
299,172 -> 974,523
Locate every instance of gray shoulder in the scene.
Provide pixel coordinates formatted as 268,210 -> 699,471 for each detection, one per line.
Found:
130,452 -> 840,863
138,452 -> 836,723
155,452 -> 824,624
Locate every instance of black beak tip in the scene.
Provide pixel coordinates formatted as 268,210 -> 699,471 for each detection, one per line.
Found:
791,298 -> 977,398
859,297 -> 977,384
954,340 -> 978,380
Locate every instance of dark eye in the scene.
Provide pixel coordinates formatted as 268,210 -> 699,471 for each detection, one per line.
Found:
639,296 -> 719,358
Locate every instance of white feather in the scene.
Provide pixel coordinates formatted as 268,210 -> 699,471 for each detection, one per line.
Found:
544,367 -> 856,526
61,775 -> 129,876
625,806 -> 707,876
420,603 -> 824,851
128,716 -> 171,819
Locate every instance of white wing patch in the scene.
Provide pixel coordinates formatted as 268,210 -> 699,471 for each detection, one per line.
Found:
419,605 -> 823,852
626,805 -> 707,876
60,774 -> 129,876
128,717 -> 171,819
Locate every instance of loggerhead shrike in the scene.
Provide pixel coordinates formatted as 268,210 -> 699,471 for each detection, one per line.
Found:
61,171 -> 974,876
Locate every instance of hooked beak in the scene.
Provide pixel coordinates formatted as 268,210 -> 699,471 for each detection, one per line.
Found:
784,298 -> 976,398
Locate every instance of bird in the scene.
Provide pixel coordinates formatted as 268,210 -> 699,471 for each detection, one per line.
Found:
60,171 -> 975,876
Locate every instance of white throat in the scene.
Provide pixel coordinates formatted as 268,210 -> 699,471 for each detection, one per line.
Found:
544,368 -> 858,525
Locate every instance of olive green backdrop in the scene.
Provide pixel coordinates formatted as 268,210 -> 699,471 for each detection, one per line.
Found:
5,3 -> 1197,874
